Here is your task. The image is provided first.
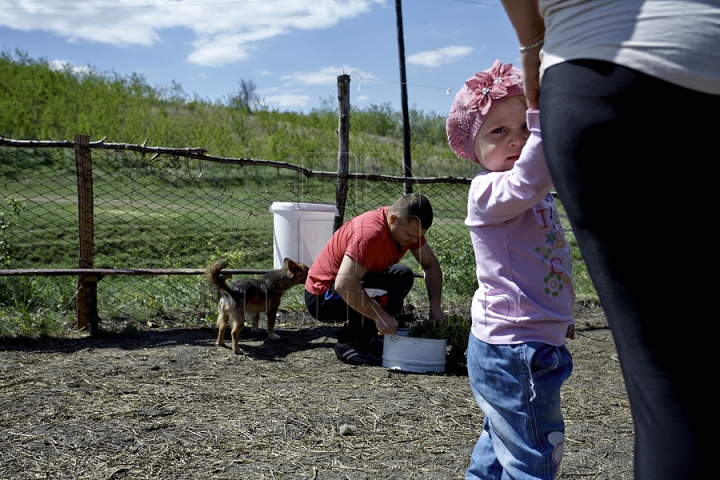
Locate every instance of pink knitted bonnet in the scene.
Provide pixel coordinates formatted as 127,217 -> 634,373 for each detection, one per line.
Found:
446,59 -> 524,164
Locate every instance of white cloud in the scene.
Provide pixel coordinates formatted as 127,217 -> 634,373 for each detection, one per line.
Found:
407,45 -> 474,68
284,66 -> 375,86
264,94 -> 313,108
48,60 -> 93,76
260,87 -> 281,94
0,0 -> 385,67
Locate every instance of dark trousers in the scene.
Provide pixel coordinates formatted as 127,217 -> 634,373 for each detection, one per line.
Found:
305,264 -> 414,344
541,60 -> 715,479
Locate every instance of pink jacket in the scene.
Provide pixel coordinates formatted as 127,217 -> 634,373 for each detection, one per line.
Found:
465,110 -> 574,346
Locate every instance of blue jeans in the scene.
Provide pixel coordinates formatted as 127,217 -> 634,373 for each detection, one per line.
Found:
466,335 -> 572,480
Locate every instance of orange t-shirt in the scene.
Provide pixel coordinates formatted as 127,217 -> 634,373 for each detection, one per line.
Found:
305,207 -> 425,295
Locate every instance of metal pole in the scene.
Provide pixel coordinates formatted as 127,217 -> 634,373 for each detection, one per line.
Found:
395,0 -> 412,194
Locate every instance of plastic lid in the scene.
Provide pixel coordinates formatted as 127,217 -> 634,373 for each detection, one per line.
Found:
269,202 -> 339,214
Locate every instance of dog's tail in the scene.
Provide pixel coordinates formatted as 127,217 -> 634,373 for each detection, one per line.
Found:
204,259 -> 233,294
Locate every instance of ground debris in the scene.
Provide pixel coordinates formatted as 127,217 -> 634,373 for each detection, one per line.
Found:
0,302 -> 632,479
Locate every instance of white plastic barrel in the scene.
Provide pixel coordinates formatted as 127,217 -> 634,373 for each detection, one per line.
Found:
269,202 -> 339,269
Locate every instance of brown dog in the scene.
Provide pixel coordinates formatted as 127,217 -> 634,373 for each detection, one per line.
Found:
204,258 -> 309,354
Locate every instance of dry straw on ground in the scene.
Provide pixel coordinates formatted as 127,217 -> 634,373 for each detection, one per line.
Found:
0,302 -> 633,479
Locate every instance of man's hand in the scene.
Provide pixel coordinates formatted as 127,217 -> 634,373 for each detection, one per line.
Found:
429,305 -> 445,326
335,255 -> 398,335
374,307 -> 399,336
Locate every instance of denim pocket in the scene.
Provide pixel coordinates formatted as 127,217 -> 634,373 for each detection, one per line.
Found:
528,343 -> 572,378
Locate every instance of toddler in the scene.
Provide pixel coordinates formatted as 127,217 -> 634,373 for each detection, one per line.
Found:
447,59 -> 575,480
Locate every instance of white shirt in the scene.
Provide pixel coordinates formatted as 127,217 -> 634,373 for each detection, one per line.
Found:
539,0 -> 720,94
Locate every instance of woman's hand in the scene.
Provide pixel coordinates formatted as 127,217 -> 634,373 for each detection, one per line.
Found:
520,49 -> 542,109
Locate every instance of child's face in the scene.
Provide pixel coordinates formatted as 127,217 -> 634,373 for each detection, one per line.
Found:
473,96 -> 529,172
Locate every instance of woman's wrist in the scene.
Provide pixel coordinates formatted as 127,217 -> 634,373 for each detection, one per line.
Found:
519,38 -> 544,52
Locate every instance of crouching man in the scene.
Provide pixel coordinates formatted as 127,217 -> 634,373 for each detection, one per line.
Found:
304,194 -> 443,365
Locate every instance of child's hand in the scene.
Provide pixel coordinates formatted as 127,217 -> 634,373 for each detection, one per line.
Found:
565,324 -> 575,340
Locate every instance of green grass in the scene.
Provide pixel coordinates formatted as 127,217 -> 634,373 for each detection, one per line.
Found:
1,165 -> 597,336
0,276 -> 76,337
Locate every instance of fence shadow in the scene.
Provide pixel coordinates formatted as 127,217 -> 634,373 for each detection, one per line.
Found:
0,322 -> 341,362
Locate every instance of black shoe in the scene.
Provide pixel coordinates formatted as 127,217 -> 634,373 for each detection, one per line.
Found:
368,336 -> 384,359
334,343 -> 382,366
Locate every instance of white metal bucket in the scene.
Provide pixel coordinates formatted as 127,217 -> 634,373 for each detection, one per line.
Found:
269,202 -> 338,269
382,334 -> 447,373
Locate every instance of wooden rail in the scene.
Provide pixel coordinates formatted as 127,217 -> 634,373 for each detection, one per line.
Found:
0,269 -> 270,277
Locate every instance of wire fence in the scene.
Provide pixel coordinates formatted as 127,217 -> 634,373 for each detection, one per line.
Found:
0,135 -> 594,336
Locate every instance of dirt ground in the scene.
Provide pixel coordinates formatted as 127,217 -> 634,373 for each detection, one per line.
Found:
0,301 -> 634,480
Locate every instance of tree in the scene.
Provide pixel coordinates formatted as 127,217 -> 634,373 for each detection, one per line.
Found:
229,78 -> 259,113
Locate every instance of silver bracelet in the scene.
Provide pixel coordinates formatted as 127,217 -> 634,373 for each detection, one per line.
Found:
519,38 -> 544,53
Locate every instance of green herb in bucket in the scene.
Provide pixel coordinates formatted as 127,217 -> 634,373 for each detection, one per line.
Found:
408,314 -> 471,369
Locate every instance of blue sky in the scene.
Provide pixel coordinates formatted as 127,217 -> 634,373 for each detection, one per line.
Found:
0,0 -> 521,115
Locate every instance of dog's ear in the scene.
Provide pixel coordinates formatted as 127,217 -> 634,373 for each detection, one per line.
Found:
287,259 -> 299,272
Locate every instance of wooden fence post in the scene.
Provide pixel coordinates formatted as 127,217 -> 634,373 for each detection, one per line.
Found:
334,74 -> 350,232
74,134 -> 100,335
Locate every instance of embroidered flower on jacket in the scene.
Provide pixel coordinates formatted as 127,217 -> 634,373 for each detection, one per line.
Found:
544,272 -> 565,297
464,59 -> 523,115
545,230 -> 558,246
535,245 -> 553,262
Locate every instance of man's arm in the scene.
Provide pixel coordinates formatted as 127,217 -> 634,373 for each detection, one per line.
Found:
334,255 -> 398,335
412,243 -> 443,325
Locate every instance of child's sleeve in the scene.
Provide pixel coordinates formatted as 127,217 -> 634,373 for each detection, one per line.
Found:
469,109 -> 553,224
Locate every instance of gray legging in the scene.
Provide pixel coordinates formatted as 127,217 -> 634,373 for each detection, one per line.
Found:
540,59 -> 714,479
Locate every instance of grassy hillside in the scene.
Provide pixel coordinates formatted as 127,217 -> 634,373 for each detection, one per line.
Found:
0,50 -> 476,178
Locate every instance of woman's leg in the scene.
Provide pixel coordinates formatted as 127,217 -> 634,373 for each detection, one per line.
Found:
541,60 -> 715,479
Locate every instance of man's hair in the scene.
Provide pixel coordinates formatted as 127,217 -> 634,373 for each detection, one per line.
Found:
389,194 -> 433,230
